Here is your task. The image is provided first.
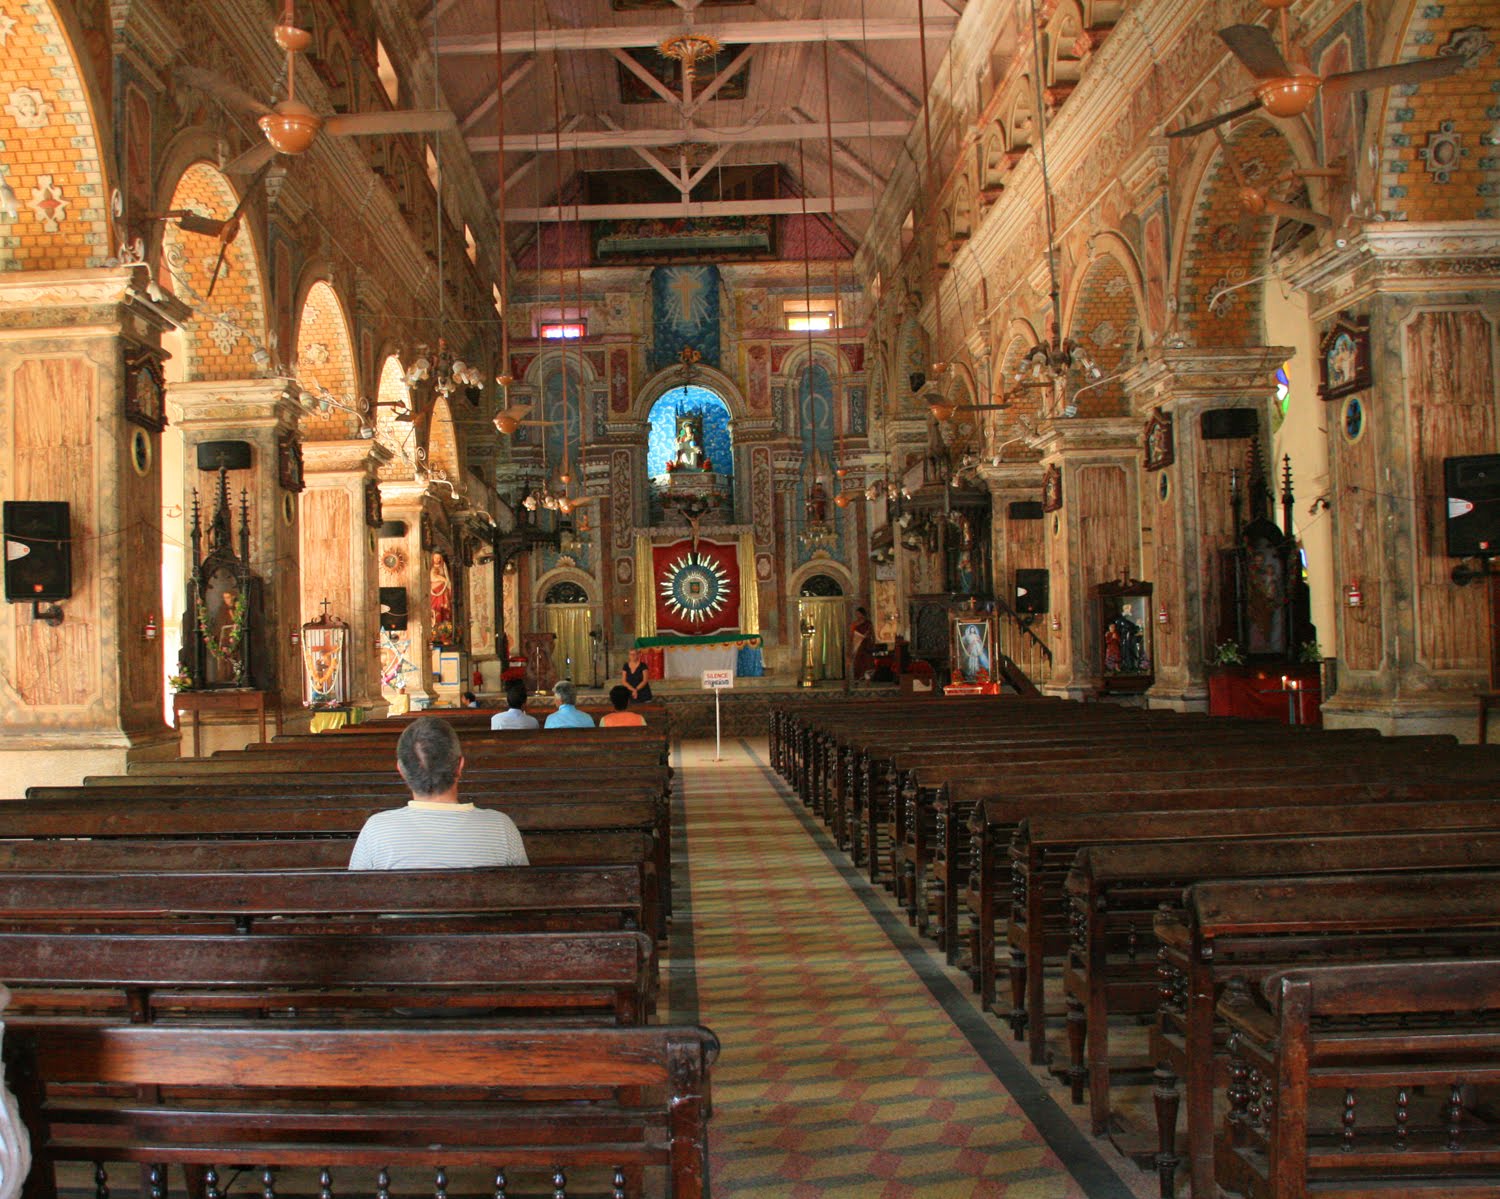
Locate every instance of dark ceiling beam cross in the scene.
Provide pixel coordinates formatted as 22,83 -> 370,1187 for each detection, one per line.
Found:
467,119 -> 912,153
435,18 -> 960,56
684,44 -> 759,117
609,48 -> 683,109
507,195 -> 876,221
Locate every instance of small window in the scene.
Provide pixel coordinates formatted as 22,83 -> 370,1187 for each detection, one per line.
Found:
783,297 -> 838,332
540,322 -> 585,339
376,40 -> 399,106
464,223 -> 478,265
425,146 -> 440,192
492,283 -> 505,317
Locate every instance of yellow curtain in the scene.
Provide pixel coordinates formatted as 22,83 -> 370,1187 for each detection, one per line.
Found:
634,534 -> 657,639
546,604 -> 596,686
737,532 -> 759,635
799,597 -> 847,680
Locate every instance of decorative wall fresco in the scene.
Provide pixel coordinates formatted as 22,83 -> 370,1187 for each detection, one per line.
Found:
650,265 -> 720,371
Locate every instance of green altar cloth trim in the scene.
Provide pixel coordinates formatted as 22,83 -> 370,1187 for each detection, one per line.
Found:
635,633 -> 763,650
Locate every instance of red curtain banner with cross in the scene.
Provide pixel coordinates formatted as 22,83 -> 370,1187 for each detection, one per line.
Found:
652,538 -> 741,636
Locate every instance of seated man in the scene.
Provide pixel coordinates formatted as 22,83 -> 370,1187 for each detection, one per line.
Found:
490,678 -> 539,730
600,684 -> 647,727
348,715 -> 527,869
544,679 -> 595,728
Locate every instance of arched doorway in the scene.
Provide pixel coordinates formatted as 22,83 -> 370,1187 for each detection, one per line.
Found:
543,578 -> 597,687
797,572 -> 846,681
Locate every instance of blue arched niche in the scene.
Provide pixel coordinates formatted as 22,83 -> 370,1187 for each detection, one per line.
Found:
647,384 -> 734,480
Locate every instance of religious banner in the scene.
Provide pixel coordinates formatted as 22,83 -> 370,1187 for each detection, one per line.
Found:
650,265 -> 720,372
652,536 -> 740,636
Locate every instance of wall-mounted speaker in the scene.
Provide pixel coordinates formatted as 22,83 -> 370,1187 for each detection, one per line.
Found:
1008,501 -> 1044,520
196,440 -> 253,471
1200,408 -> 1260,440
1014,568 -> 1049,615
379,586 -> 409,631
4,501 -> 72,603
379,520 -> 409,539
1445,454 -> 1500,558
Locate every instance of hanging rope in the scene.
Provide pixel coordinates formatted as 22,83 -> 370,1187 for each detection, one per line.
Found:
493,0 -> 510,390
821,39 -> 846,496
916,0 -> 944,376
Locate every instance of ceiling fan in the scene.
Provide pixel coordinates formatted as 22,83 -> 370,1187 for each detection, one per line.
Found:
145,161 -> 274,297
1212,128 -> 1334,231
1169,0 -> 1472,140
491,402 -> 560,436
178,2 -> 456,177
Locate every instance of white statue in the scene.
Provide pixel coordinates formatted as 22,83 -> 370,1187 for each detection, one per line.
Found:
0,984 -> 32,1199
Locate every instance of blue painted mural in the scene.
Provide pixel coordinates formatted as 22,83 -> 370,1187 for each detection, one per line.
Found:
650,265 -> 721,372
537,359 -> 592,573
795,361 -> 850,566
648,385 -> 734,481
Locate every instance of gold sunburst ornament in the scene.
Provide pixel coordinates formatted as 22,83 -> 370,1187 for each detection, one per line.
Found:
658,32 -> 723,85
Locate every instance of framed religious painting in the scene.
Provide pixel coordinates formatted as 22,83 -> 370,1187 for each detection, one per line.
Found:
1143,407 -> 1174,471
364,478 -> 383,529
123,345 -> 167,432
949,610 -> 997,685
1041,464 -> 1063,513
277,436 -> 305,493
1318,313 -> 1372,402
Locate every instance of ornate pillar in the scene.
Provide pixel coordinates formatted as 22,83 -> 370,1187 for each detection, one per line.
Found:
1029,417 -> 1141,698
1287,223 -> 1500,738
377,483 -> 445,707
300,440 -> 391,708
172,379 -> 304,737
1123,348 -> 1290,711
0,269 -> 182,788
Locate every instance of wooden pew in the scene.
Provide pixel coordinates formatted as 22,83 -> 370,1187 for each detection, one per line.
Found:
5,1022 -> 718,1198
1154,871 -> 1500,1199
0,928 -> 657,1025
1214,959 -> 1500,1199
1062,820 -> 1500,1135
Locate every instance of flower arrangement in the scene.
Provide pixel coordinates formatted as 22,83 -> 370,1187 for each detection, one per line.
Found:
665,460 -> 678,473
195,590 -> 248,683
1209,640 -> 1246,667
431,620 -> 457,647
1297,639 -> 1323,664
168,671 -> 193,692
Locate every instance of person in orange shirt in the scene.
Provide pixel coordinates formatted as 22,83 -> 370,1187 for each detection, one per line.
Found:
600,684 -> 647,727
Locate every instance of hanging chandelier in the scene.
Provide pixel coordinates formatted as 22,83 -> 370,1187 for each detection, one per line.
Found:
658,31 -> 723,84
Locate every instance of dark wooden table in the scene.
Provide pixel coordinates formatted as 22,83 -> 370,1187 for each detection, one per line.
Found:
173,689 -> 279,758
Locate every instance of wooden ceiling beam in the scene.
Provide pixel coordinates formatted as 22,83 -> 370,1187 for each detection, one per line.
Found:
507,196 -> 876,221
461,54 -> 536,132
469,120 -> 911,154
439,18 -> 959,56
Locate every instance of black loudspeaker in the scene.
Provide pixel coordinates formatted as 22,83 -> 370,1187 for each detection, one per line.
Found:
379,520 -> 409,539
1014,568 -> 1049,615
1444,454 -> 1500,557
1008,501 -> 1044,520
3,501 -> 72,602
196,440 -> 253,471
379,586 -> 408,631
1200,408 -> 1260,440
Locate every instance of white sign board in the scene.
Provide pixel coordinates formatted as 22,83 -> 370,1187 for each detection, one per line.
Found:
701,669 -> 734,690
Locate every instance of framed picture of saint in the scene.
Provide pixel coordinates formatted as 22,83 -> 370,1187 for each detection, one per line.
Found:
278,436 -> 305,493
1041,464 -> 1063,513
950,612 -> 996,684
1144,408 -> 1174,471
1317,314 -> 1372,402
123,346 -> 168,432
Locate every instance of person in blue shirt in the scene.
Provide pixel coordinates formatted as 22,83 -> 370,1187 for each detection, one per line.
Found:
544,679 -> 595,728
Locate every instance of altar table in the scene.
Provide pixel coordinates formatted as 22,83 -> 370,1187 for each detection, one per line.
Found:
634,632 -> 764,681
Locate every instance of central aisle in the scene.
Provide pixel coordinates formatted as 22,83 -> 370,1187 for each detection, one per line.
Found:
668,737 -> 1143,1199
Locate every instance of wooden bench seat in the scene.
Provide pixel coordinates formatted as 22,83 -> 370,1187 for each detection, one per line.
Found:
1154,871 -> 1500,1199
1214,959 -> 1500,1199
1061,821 -> 1500,1137
4,1021 -> 717,1198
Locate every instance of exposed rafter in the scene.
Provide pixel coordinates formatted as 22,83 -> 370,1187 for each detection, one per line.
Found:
460,54 -> 535,132
508,196 -> 876,222
469,120 -> 911,154
437,18 -> 959,56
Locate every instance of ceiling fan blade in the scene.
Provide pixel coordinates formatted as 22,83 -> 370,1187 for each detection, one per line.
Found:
323,110 -> 457,138
224,141 -> 278,177
1212,127 -> 1251,189
176,65 -> 274,118
175,211 -> 229,238
1324,54 -> 1469,98
501,403 -> 534,421
1263,200 -> 1333,230
1219,24 -> 1294,80
206,162 -> 272,298
1167,99 -> 1261,140
519,419 -> 560,427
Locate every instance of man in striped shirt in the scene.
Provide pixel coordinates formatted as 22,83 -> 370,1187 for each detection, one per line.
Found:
348,716 -> 528,870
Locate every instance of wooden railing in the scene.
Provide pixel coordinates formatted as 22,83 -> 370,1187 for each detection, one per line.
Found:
995,597 -> 1052,695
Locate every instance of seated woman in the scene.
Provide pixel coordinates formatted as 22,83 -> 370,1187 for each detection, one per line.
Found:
600,684 -> 647,727
621,647 -> 654,704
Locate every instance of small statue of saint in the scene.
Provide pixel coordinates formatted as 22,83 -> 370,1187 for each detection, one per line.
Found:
430,554 -> 453,627
673,415 -> 705,471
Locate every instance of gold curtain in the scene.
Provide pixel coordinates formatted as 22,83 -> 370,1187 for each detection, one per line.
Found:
634,534 -> 657,639
546,604 -> 596,686
737,532 -> 759,635
798,597 -> 847,680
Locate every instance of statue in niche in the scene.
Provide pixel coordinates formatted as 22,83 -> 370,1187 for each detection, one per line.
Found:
807,479 -> 828,525
673,413 -> 706,471
181,465 -> 262,691
430,553 -> 453,628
